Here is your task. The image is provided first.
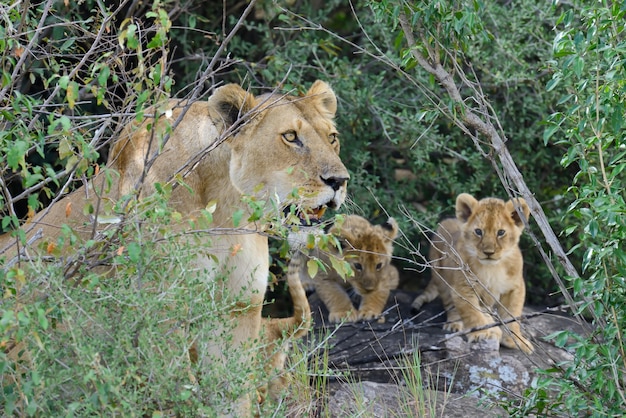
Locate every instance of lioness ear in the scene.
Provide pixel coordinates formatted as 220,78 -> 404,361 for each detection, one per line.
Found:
306,80 -> 337,118
208,83 -> 256,127
507,198 -> 530,229
456,193 -> 478,223
380,217 -> 399,241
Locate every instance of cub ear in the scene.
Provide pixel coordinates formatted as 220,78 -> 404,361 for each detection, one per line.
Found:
506,198 -> 530,229
306,80 -> 337,118
380,217 -> 399,240
455,193 -> 478,223
208,83 -> 256,127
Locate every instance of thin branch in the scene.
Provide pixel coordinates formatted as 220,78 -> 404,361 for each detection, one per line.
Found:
397,11 -> 599,331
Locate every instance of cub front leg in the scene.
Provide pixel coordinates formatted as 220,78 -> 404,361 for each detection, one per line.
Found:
358,288 -> 390,323
315,280 -> 357,323
451,290 -> 501,342
498,288 -> 534,353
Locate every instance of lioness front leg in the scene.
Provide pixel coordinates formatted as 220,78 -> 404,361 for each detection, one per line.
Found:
315,281 -> 357,323
358,288 -> 390,323
498,289 -> 534,353
452,292 -> 500,342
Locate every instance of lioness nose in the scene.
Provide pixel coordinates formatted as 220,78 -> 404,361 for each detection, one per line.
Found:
321,175 -> 349,191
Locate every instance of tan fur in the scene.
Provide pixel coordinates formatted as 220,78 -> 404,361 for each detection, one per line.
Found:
412,193 -> 534,354
1,81 -> 348,414
301,215 -> 399,323
259,250 -> 311,402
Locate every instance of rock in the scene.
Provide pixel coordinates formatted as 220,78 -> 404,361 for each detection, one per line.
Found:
304,289 -> 589,416
327,381 -> 507,417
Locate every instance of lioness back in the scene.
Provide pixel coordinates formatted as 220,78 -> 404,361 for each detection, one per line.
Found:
412,193 -> 534,353
302,215 -> 399,323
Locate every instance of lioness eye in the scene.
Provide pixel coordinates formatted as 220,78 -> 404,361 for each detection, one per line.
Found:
376,263 -> 383,270
497,229 -> 506,237
282,131 -> 299,143
354,263 -> 362,271
329,133 -> 338,144
474,228 -> 483,237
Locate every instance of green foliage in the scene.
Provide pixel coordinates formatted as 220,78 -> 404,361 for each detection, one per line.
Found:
0,187 -> 272,415
5,0 -> 626,414
0,0 -> 175,229
512,1 -> 626,415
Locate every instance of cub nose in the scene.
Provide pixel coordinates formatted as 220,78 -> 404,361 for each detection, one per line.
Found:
321,175 -> 349,191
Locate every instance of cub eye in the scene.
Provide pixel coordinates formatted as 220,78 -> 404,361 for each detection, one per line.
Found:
474,228 -> 483,237
329,133 -> 338,144
497,229 -> 506,237
353,263 -> 363,271
282,131 -> 299,143
375,263 -> 383,270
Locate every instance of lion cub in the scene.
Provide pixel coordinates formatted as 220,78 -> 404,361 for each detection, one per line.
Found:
412,193 -> 534,353
300,215 -> 399,323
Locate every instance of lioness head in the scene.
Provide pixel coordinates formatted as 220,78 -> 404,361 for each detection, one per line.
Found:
455,193 -> 530,264
208,80 -> 349,223
332,215 -> 398,294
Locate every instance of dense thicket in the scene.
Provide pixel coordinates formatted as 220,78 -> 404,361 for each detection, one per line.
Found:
2,0 -> 625,415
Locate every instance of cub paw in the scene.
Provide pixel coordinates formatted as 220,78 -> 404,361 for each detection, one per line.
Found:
411,296 -> 426,310
467,327 -> 502,343
502,334 -> 534,354
328,310 -> 357,323
443,321 -> 464,332
358,309 -> 383,323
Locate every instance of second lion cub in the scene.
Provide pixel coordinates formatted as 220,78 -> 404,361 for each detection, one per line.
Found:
412,193 -> 534,353
301,215 -> 399,323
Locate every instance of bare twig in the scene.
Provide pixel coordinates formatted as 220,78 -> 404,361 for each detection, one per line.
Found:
396,12 -> 599,331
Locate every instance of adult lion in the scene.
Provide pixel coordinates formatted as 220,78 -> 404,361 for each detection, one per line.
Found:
1,80 -> 349,415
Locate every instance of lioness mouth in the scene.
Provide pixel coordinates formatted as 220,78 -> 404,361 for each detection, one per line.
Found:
285,205 -> 327,226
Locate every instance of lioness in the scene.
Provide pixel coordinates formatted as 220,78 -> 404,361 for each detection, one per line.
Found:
411,193 -> 533,353
259,249 -> 311,403
300,215 -> 399,323
1,80 -> 349,414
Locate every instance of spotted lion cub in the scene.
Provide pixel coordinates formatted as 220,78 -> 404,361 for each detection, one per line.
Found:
300,215 -> 399,323
411,193 -> 534,353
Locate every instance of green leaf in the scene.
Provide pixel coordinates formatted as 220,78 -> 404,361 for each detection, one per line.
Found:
543,124 -> 561,145
306,259 -> 319,279
546,76 -> 561,92
98,65 -> 110,86
66,81 -> 79,109
7,140 -> 28,170
127,242 -> 141,263
58,137 -> 73,160
58,75 -> 69,89
232,209 -> 244,227
329,256 -> 353,280
37,308 -> 48,330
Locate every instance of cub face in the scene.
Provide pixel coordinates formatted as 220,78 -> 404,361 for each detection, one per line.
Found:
333,215 -> 399,295
456,193 -> 529,265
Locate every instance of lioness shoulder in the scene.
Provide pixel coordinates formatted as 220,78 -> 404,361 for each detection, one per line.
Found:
411,193 -> 534,353
301,215 -> 399,323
